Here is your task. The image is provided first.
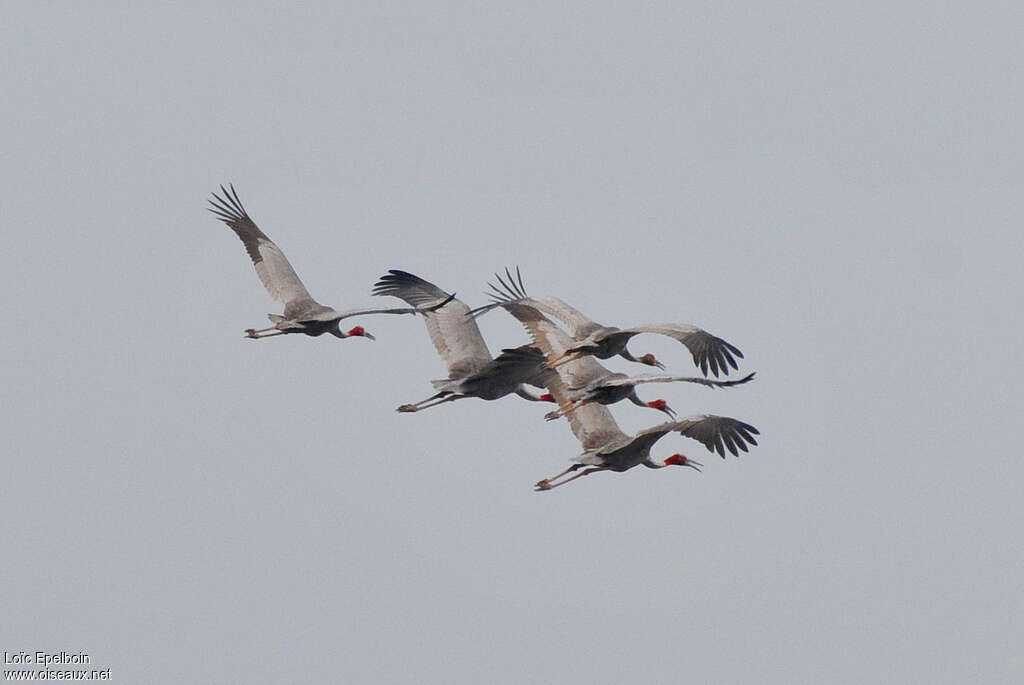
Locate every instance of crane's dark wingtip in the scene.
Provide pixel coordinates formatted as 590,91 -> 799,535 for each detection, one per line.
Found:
487,266 -> 529,304
724,340 -> 744,358
209,184 -> 251,223
467,301 -> 500,319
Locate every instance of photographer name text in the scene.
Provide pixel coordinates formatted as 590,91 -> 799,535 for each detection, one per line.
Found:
4,652 -> 91,666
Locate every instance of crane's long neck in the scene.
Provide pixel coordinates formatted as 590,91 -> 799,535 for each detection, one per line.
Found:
619,347 -> 640,363
514,386 -> 546,402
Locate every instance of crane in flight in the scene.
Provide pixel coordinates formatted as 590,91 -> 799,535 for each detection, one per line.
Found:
372,270 -> 555,412
535,413 -> 760,491
490,344 -> 749,421
499,301 -> 758,490
472,267 -> 744,377
547,369 -> 756,421
209,185 -> 445,340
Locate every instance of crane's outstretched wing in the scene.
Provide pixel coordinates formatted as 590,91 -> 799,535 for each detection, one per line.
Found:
636,415 -> 759,458
471,267 -> 604,339
208,185 -> 316,308
617,324 -> 743,377
330,303 -> 450,320
589,371 -> 756,390
372,270 -> 492,378
501,301 -> 626,450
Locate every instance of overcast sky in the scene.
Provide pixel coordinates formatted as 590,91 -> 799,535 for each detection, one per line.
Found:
3,2 -> 1021,683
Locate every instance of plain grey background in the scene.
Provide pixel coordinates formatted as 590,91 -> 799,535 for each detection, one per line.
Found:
3,2 -> 1021,683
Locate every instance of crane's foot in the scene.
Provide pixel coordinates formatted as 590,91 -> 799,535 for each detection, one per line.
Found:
543,410 -> 561,421
396,404 -> 418,413
534,479 -> 553,491
244,329 -> 258,338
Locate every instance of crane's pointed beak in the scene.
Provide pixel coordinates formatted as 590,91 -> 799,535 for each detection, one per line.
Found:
362,332 -> 376,341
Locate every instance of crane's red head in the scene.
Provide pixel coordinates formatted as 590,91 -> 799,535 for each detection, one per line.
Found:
646,399 -> 676,418
539,393 -> 556,403
639,353 -> 665,370
664,453 -> 702,471
346,326 -> 375,340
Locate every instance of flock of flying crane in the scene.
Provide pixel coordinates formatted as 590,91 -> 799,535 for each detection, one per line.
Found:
209,185 -> 760,491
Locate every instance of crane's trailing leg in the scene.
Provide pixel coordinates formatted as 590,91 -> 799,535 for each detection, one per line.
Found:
245,327 -> 288,339
544,399 -> 585,421
546,350 -> 584,369
396,392 -> 462,412
534,464 -> 582,489
535,466 -> 610,491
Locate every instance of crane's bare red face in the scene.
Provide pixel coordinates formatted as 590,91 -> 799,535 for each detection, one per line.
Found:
346,326 -> 375,340
664,453 -> 702,470
639,353 -> 664,369
646,398 -> 676,418
539,393 -> 555,403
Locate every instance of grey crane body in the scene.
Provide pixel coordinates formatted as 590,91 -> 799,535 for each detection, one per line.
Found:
430,344 -> 555,401
473,268 -> 745,377
559,325 -> 653,365
209,185 -> 435,340
574,373 -> 653,408
372,270 -> 555,412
